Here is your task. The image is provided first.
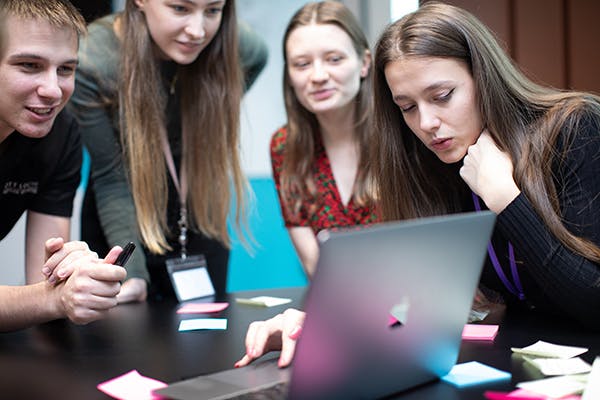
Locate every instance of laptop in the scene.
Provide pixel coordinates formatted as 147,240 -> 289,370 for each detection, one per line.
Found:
155,211 -> 496,399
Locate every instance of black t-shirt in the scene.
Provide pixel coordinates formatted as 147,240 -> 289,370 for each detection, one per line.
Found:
0,110 -> 82,240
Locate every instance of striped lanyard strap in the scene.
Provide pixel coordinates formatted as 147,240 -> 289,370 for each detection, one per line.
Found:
161,131 -> 188,259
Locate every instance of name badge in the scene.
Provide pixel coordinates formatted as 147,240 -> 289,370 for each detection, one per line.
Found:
166,254 -> 215,302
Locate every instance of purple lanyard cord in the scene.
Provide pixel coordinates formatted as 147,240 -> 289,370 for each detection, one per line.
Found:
472,192 -> 526,301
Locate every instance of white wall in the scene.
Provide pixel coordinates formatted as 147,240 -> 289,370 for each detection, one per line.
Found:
237,0 -> 308,177
0,215 -> 26,285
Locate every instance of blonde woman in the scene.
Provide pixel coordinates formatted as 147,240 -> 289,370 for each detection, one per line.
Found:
69,0 -> 267,302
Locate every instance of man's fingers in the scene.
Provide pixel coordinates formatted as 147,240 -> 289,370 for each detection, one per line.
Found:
48,265 -> 75,285
43,241 -> 90,271
68,308 -> 110,326
91,281 -> 123,298
86,264 -> 127,282
44,237 -> 64,263
47,250 -> 98,284
75,292 -> 120,310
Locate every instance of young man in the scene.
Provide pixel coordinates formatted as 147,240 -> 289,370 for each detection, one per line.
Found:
0,0 -> 126,331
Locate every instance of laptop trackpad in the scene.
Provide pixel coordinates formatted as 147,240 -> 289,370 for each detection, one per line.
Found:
155,357 -> 290,399
158,377 -> 246,399
211,359 -> 290,387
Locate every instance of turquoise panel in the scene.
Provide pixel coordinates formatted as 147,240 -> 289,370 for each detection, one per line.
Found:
227,177 -> 307,292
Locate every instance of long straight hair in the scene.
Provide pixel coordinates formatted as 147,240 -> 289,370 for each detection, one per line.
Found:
280,1 -> 375,217
120,0 -> 245,254
372,2 -> 600,262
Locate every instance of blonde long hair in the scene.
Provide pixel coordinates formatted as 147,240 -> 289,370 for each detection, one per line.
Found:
120,0 -> 245,254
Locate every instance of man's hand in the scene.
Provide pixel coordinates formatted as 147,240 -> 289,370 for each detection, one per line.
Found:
53,248 -> 127,325
42,239 -> 97,284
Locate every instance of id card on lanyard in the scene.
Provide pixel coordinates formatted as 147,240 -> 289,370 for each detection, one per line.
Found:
166,254 -> 215,302
161,128 -> 215,302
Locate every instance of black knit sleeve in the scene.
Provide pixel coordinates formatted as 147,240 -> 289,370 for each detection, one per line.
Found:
497,117 -> 600,329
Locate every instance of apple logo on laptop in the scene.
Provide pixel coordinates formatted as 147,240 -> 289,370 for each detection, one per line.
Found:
388,296 -> 410,329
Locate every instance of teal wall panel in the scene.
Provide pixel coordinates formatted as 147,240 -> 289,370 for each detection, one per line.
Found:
227,177 -> 307,292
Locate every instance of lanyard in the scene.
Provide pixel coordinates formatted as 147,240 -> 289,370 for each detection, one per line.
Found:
472,192 -> 525,300
160,131 -> 188,259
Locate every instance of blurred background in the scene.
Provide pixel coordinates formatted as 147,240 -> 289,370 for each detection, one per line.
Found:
1,0 -> 598,291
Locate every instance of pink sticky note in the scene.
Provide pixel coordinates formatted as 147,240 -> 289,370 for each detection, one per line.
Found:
97,370 -> 167,400
484,392 -> 512,400
484,390 -> 545,399
462,324 -> 499,341
484,389 -> 581,400
176,302 -> 229,314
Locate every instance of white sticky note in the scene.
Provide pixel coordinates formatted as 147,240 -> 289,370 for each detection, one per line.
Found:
178,318 -> 227,331
517,375 -> 588,398
582,357 -> 600,400
524,356 -> 592,376
468,309 -> 490,323
235,296 -> 292,307
511,340 -> 588,359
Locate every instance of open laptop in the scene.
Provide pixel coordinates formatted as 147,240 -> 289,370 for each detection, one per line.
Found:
155,211 -> 496,400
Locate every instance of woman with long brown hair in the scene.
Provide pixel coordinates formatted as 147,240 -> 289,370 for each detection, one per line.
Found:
372,2 -> 600,328
271,1 -> 377,277
69,0 -> 267,302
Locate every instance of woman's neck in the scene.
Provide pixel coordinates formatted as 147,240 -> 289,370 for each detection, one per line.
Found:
316,103 -> 357,146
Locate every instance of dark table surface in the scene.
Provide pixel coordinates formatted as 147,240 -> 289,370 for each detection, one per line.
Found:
0,286 -> 597,399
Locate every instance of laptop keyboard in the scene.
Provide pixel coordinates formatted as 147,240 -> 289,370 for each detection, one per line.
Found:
230,382 -> 289,400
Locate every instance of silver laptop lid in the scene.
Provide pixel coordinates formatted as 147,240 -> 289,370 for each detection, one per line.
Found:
288,211 -> 496,399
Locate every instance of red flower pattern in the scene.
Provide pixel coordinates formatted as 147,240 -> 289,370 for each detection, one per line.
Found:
270,127 -> 379,235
